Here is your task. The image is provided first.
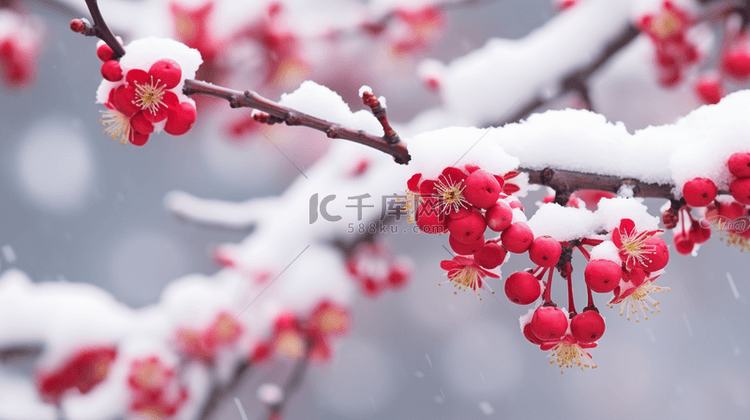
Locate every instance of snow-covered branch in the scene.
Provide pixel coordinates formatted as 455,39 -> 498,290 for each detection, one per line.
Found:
182,79 -> 411,164
7,0 -> 750,418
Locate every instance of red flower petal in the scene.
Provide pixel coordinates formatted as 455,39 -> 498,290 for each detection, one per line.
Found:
440,166 -> 467,184
540,342 -> 560,351
112,85 -> 141,117
612,229 -> 624,249
503,170 -> 520,180
162,91 -> 180,108
419,179 -> 437,195
502,183 -> 520,194
126,68 -> 149,86
619,219 -> 636,237
407,173 -> 422,192
493,174 -> 506,189
142,105 -> 169,123
579,342 -> 598,349
440,260 -> 457,271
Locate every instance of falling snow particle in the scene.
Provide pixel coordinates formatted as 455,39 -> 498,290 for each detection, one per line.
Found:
434,396 -> 444,404
479,401 -> 494,415
682,313 -> 694,337
425,353 -> 432,368
257,383 -> 284,405
2,245 -> 16,263
234,398 -> 249,420
415,371 -> 425,378
726,272 -> 740,299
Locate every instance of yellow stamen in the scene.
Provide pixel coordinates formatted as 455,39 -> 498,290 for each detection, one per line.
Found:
133,75 -> 167,115
548,341 -> 597,374
100,109 -> 131,145
432,176 -> 468,215
609,280 -> 670,322
439,265 -> 493,300
651,10 -> 682,39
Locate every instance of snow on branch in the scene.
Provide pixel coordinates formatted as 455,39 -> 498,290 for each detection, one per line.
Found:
164,191 -> 279,231
22,0 -> 750,416
182,79 -> 411,164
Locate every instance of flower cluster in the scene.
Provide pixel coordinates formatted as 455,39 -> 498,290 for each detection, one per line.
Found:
583,219 -> 670,322
638,1 -> 698,88
128,356 -> 189,419
696,30 -> 750,104
508,217 -> 669,372
521,306 -> 603,374
35,345 -> 117,404
96,40 -> 198,146
270,300 -> 349,363
169,2 -> 219,81
674,152 -> 750,253
0,10 -> 41,88
175,311 -> 243,363
389,5 -> 445,55
345,241 -> 412,297
408,164 -> 524,298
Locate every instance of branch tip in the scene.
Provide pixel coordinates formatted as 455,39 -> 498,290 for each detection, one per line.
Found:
69,18 -> 85,33
253,112 -> 271,124
361,90 -> 401,145
181,79 -> 411,163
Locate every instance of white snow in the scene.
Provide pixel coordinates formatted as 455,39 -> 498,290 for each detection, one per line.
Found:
358,85 -> 372,97
278,81 -> 384,136
526,203 -> 596,241
407,126 -> 519,180
526,197 -> 659,241
589,241 -> 621,263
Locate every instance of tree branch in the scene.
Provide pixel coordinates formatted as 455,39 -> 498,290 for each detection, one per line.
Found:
502,1 -> 742,125
502,23 -> 640,124
182,79 -> 411,164
0,344 -> 43,365
265,337 -> 313,420
70,0 -> 124,59
524,167 -> 676,201
198,361 -> 253,420
362,91 -> 400,145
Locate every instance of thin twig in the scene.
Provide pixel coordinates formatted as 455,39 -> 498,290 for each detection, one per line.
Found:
0,344 -> 43,364
362,91 -> 401,145
502,23 -> 640,124
502,1 -> 740,125
199,362 -> 253,420
71,0 -> 124,59
266,337 -> 313,420
182,79 -> 412,164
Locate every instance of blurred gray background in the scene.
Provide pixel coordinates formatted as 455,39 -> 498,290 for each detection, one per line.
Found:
1,0 -> 750,419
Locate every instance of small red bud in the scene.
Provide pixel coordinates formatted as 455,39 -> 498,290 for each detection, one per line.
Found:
70,19 -> 85,33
